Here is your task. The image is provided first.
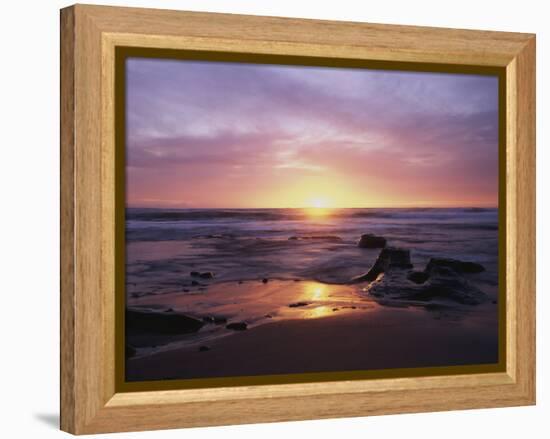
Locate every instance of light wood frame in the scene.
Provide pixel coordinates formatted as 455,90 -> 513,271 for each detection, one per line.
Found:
60,4 -> 536,434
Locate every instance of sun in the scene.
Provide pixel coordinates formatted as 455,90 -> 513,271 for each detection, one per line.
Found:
304,198 -> 331,217
309,198 -> 328,209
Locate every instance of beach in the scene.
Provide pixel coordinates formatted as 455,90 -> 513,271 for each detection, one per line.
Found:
125,207 -> 500,381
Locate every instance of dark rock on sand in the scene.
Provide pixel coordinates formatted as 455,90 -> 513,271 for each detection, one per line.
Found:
408,271 -> 430,284
426,258 -> 485,274
198,345 -> 210,352
289,301 -> 309,308
352,247 -> 412,283
190,271 -> 201,277
203,315 -> 228,325
357,233 -> 387,249
262,278 -> 269,284
126,308 -> 204,334
199,271 -> 214,279
226,322 -> 248,331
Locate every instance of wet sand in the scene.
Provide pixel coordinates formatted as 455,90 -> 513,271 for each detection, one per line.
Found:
127,281 -> 498,381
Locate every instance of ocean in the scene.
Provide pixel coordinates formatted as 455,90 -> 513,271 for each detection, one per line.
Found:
126,207 -> 499,292
125,207 -> 500,370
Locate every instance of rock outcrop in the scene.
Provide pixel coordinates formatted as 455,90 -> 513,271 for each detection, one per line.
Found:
357,233 -> 387,249
351,247 -> 412,282
425,258 -> 485,274
366,265 -> 487,305
351,247 -> 488,306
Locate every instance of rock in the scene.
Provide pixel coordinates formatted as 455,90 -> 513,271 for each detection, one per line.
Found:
125,344 -> 137,358
289,301 -> 309,308
198,345 -> 210,352
357,234 -> 387,249
262,278 -> 269,284
426,258 -> 485,274
351,247 -> 412,282
385,248 -> 413,268
288,236 -> 298,240
365,265 -> 488,306
191,271 -> 214,279
408,271 -> 429,284
226,322 -> 247,331
191,280 -> 200,286
126,308 -> 204,334
264,314 -> 273,318
204,315 -> 228,325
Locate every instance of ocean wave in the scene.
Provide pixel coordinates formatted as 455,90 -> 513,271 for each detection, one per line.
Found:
127,209 -> 290,222
127,207 -> 497,223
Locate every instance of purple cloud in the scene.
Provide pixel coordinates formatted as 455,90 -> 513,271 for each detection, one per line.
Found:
126,57 -> 499,208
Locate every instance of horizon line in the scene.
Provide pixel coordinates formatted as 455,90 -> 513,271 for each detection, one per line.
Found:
126,205 -> 499,210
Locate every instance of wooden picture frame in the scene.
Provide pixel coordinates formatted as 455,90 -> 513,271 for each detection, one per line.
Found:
60,4 -> 536,434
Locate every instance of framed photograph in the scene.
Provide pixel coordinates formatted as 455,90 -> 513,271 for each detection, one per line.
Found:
60,4 -> 536,434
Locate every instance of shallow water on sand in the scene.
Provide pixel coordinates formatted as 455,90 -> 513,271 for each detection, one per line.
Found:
128,280 -> 374,356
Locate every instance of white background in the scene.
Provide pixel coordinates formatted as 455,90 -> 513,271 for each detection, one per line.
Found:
0,0 -> 547,437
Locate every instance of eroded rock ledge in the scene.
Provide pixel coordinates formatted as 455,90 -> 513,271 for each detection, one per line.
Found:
352,245 -> 487,306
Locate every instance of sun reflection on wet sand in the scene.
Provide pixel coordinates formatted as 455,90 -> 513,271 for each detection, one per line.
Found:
302,283 -> 329,301
131,279 -> 374,327
303,305 -> 335,319
282,281 -> 373,320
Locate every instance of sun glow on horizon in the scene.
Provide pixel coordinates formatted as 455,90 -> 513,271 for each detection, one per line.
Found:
303,197 -> 332,218
309,198 -> 328,209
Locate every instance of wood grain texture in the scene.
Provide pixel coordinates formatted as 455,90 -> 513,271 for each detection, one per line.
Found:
60,6 -> 75,433
60,4 -> 536,434
81,4 -> 531,66
512,37 -> 536,397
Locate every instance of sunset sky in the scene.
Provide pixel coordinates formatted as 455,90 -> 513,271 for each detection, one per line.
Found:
126,58 -> 499,209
